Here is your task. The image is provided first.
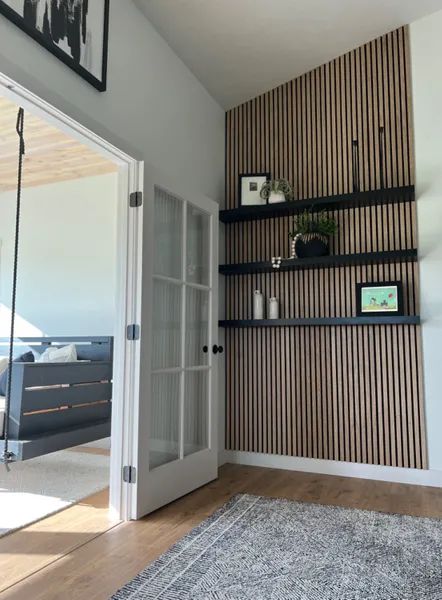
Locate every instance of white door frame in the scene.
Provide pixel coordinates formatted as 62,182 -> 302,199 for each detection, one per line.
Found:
0,72 -> 142,521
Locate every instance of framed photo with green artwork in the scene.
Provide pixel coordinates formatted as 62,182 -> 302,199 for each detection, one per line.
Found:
356,281 -> 404,317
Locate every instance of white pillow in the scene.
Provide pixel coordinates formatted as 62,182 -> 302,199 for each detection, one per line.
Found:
38,344 -> 77,363
0,357 -> 8,377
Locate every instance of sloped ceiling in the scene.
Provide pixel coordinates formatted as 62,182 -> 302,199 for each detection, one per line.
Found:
136,0 -> 442,108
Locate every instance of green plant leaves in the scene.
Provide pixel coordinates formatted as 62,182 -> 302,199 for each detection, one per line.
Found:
289,210 -> 338,237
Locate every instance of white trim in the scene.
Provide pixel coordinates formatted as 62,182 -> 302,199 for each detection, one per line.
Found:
111,160 -> 143,522
0,73 -> 133,166
0,72 -> 143,521
223,450 -> 442,488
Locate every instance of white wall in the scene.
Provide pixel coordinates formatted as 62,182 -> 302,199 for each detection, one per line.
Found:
0,4 -> 225,458
0,2 -> 225,204
410,11 -> 442,470
0,173 -> 118,337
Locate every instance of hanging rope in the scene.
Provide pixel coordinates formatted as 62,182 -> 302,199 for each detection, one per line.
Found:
1,108 -> 25,468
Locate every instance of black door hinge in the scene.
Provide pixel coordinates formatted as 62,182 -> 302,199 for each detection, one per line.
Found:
129,191 -> 143,207
127,324 -> 140,341
123,465 -> 137,484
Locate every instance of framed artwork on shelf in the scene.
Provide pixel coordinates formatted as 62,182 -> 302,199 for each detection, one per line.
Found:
239,173 -> 270,206
356,281 -> 404,317
0,0 -> 110,91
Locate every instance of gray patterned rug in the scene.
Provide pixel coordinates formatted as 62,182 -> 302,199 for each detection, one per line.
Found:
112,494 -> 442,599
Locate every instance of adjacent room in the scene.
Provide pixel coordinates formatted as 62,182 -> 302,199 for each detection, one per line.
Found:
0,1 -> 442,599
0,93 -> 118,537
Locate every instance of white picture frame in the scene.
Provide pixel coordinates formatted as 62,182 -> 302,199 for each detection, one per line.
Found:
239,173 -> 270,206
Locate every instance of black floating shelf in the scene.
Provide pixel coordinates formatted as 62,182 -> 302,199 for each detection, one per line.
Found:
219,249 -> 417,275
219,185 -> 414,223
219,316 -> 421,328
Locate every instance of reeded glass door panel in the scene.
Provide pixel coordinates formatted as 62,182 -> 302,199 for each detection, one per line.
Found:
186,205 -> 210,286
149,372 -> 180,469
185,287 -> 209,367
184,370 -> 208,456
154,186 -> 183,280
149,189 -> 213,473
152,279 -> 182,371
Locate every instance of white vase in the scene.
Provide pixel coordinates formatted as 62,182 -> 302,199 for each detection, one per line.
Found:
253,290 -> 264,319
268,297 -> 279,319
268,191 -> 286,204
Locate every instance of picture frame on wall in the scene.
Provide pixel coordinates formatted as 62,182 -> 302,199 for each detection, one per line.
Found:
356,281 -> 404,317
0,0 -> 110,91
239,173 -> 270,206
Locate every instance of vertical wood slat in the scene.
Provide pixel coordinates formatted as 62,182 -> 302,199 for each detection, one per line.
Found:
223,26 -> 426,469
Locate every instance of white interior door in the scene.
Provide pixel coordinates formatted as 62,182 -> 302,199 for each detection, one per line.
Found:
132,171 -> 219,517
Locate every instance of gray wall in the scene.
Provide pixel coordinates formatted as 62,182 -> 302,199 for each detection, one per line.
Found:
0,2 -> 225,203
0,174 -> 118,337
411,10 -> 442,471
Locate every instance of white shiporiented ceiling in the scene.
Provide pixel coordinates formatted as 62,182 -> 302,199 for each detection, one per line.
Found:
135,0 -> 442,108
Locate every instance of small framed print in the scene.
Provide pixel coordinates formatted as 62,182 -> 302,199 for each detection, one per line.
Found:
239,173 -> 270,206
356,281 -> 404,317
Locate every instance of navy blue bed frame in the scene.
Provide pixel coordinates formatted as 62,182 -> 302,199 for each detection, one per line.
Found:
0,337 -> 113,461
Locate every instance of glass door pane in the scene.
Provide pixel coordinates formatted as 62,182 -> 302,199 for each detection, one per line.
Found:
186,204 -> 210,285
184,370 -> 208,456
150,372 -> 180,469
152,279 -> 182,371
185,286 -> 209,367
154,186 -> 183,280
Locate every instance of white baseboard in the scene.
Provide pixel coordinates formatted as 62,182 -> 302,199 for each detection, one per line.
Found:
222,450 -> 442,488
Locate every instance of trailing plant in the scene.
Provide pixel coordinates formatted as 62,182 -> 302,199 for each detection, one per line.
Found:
260,178 -> 293,201
289,210 -> 338,237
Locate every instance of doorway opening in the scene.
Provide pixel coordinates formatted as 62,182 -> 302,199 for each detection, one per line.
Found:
0,72 -> 142,540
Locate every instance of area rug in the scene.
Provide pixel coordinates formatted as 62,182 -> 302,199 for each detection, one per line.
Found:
112,493 -> 442,600
0,449 -> 109,537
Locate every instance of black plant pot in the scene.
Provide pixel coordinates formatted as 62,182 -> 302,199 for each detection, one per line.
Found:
294,233 -> 329,258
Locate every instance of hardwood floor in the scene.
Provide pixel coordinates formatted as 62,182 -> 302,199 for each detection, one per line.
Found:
1,464 -> 442,599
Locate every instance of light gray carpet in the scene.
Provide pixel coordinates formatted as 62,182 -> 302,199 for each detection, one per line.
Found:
112,493 -> 442,600
0,449 -> 109,537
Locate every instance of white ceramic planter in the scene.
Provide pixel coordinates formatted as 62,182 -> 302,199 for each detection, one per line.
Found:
268,191 -> 286,204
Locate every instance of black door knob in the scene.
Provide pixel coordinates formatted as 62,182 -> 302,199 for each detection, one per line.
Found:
212,345 -> 224,354
202,345 -> 208,353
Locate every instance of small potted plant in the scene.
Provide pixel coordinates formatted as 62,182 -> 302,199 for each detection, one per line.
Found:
260,179 -> 293,204
289,210 -> 338,258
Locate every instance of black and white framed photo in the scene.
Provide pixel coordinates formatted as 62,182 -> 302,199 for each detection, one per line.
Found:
0,0 -> 110,91
239,173 -> 270,206
356,281 -> 404,317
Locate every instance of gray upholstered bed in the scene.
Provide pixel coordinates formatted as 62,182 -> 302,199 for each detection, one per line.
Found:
0,336 -> 113,461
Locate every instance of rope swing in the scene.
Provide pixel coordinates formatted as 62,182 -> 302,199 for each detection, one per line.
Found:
1,108 -> 26,468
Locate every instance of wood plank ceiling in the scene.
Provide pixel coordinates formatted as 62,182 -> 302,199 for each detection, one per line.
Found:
0,96 -> 117,192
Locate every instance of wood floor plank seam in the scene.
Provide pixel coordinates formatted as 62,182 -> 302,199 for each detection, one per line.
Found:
0,520 -> 124,595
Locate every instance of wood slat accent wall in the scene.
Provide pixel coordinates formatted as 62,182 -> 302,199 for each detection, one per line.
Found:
225,27 -> 413,206
224,26 -> 427,468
